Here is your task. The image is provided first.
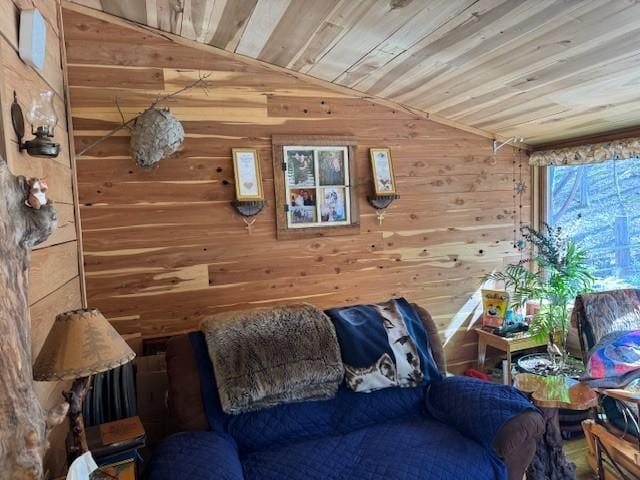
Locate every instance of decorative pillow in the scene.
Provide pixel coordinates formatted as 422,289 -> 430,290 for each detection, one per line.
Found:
587,330 -> 640,379
325,298 -> 442,392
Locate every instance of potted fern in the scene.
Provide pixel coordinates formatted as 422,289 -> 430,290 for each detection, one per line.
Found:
485,224 -> 594,373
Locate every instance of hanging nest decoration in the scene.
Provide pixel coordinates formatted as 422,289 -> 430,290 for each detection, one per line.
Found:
75,74 -> 210,166
129,107 -> 185,170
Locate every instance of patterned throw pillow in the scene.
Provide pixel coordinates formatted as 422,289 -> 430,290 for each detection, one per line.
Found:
325,298 -> 441,393
587,330 -> 640,379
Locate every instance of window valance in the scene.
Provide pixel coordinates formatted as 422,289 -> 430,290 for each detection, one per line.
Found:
529,136 -> 640,166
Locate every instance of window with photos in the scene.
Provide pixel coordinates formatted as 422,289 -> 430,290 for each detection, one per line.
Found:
284,146 -> 351,228
547,158 -> 640,288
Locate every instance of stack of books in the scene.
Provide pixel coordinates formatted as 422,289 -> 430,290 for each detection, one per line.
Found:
86,416 -> 145,479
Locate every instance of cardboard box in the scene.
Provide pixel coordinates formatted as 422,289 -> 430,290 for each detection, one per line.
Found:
135,354 -> 168,445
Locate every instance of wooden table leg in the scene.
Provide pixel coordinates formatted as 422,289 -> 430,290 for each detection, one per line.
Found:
477,337 -> 487,371
506,349 -> 512,385
527,407 -> 577,480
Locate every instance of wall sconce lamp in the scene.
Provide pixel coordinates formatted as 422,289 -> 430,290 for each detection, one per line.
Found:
11,90 -> 60,158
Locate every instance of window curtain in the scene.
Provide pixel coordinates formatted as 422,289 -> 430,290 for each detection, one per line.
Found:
529,137 -> 640,166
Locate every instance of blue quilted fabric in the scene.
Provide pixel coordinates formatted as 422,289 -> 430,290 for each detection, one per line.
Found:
426,376 -> 539,449
145,418 -> 503,480
147,332 -> 538,480
241,415 -> 503,480
190,331 -> 426,452
144,431 -> 243,480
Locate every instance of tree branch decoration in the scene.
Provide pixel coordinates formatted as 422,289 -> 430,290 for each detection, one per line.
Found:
0,156 -> 68,478
77,73 -> 212,169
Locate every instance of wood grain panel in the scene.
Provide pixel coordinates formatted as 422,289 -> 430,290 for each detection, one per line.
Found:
30,277 -> 83,357
29,241 -> 79,305
66,6 -> 532,374
67,65 -> 165,89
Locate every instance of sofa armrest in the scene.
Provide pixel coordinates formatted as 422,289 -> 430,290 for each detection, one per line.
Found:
145,431 -> 244,480
492,410 -> 545,480
426,376 -> 543,476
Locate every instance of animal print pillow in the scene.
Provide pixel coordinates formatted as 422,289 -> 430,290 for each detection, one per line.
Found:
325,298 -> 442,393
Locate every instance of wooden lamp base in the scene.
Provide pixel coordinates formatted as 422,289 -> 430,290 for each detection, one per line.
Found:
63,377 -> 91,457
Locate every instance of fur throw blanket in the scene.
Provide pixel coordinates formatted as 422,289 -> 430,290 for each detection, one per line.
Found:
573,289 -> 640,348
201,304 -> 344,414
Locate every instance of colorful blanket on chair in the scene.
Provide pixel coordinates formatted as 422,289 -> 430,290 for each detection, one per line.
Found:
586,330 -> 640,381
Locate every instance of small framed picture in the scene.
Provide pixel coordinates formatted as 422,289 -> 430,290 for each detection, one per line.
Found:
272,135 -> 359,239
319,187 -> 347,223
318,150 -> 345,186
232,148 -> 264,200
369,148 -> 397,195
286,149 -> 315,187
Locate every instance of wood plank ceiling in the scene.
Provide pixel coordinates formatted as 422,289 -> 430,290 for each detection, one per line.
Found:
69,0 -> 640,146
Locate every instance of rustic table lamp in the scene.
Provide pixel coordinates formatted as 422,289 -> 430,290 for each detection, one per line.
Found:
33,308 -> 135,456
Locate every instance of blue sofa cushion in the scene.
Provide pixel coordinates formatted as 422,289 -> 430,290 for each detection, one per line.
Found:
241,415 -> 505,480
190,331 -> 426,452
325,298 -> 442,392
426,376 -> 539,449
145,431 -> 244,480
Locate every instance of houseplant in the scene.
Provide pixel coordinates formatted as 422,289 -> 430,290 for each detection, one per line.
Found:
485,224 -> 594,372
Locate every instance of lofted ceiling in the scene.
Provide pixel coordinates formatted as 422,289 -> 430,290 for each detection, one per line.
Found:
69,0 -> 640,146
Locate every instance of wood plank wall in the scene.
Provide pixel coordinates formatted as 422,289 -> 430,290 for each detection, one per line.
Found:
63,7 -> 531,374
0,0 -> 83,476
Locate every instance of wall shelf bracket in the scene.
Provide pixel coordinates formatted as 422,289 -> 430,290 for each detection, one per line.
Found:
493,136 -> 525,154
231,200 -> 267,235
368,194 -> 399,225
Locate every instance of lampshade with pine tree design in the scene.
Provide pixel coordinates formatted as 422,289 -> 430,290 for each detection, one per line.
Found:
33,308 -> 135,381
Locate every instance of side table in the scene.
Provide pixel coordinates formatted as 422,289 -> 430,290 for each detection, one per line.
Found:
514,373 -> 597,480
475,327 -> 546,384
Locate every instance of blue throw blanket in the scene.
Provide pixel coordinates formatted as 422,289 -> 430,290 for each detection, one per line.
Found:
325,298 -> 442,392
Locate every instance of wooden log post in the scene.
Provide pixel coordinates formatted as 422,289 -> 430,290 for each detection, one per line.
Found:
0,156 -> 69,479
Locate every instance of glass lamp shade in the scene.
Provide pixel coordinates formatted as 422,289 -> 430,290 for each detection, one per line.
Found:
25,90 -> 57,136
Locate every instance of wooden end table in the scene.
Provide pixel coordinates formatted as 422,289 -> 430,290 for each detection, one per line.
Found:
514,373 -> 597,480
475,327 -> 547,384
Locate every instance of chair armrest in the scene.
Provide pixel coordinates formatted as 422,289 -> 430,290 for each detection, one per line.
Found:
145,431 -> 244,480
425,376 -> 540,449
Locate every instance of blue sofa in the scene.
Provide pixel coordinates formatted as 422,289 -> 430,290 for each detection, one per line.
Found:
146,308 -> 544,480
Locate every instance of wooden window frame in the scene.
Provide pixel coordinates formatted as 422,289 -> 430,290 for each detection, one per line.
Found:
532,164 -> 548,232
272,135 -> 360,240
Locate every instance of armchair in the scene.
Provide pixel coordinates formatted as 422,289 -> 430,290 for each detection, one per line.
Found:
573,289 -> 640,478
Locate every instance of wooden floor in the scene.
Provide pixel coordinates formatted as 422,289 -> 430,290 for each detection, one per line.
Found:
565,437 -> 595,480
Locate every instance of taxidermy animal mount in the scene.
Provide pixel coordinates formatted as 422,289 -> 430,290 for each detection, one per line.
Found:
0,156 -> 68,479
25,178 -> 51,210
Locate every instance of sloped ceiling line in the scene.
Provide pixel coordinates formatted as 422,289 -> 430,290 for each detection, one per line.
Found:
68,0 -> 640,145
